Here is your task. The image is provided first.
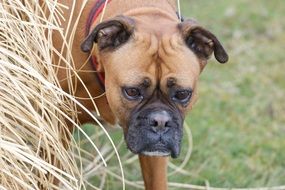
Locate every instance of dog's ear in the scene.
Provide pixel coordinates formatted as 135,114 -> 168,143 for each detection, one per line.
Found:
81,15 -> 135,52
179,19 -> 228,63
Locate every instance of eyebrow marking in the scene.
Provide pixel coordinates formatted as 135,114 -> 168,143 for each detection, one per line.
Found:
167,77 -> 176,87
142,78 -> 151,87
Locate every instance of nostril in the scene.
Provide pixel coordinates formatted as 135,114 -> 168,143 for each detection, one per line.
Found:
165,121 -> 170,128
149,119 -> 158,127
149,111 -> 171,128
153,121 -> 158,127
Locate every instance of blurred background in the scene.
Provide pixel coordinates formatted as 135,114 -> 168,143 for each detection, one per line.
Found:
78,0 -> 285,189
176,0 -> 285,187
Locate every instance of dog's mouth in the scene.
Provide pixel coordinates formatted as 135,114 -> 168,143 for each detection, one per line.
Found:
126,106 -> 183,158
126,134 -> 181,158
140,142 -> 171,157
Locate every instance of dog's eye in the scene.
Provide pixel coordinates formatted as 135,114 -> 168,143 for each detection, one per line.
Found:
172,90 -> 192,103
123,87 -> 142,100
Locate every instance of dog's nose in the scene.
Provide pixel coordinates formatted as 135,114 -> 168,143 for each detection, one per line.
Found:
149,111 -> 171,132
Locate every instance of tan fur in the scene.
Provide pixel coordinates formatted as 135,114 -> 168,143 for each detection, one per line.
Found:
53,1 -> 203,189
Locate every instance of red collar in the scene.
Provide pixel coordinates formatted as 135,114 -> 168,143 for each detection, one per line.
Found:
86,0 -> 112,89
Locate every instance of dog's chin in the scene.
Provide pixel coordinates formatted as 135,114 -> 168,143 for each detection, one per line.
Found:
139,142 -> 173,157
126,130 -> 182,158
141,150 -> 170,157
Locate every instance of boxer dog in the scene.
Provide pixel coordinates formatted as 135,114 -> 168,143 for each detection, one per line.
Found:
53,0 -> 228,189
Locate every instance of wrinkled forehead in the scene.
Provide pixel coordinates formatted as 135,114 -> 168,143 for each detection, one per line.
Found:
103,29 -> 201,88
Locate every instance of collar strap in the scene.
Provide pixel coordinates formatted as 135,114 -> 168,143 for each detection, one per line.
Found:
86,0 -> 112,90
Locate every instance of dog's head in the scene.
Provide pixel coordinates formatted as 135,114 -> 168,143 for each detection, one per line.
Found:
81,15 -> 228,158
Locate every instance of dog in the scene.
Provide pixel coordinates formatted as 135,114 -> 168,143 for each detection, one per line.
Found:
53,0 -> 228,189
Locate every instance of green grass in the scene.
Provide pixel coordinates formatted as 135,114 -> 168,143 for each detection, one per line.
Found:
177,0 -> 285,188
77,1 -> 285,189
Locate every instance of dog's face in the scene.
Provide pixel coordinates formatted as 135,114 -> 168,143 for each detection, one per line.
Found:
81,15 -> 228,158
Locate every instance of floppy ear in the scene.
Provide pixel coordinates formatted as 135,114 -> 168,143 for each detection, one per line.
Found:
81,15 -> 135,52
179,19 -> 228,63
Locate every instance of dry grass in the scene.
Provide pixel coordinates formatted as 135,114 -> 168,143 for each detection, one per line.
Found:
0,1 -> 123,189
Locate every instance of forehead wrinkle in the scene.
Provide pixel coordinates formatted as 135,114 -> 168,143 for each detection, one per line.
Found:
133,32 -> 159,55
157,34 -> 200,88
132,32 -> 161,85
159,34 -> 182,56
151,34 -> 180,88
111,34 -> 159,86
157,34 -> 181,76
158,34 -> 185,75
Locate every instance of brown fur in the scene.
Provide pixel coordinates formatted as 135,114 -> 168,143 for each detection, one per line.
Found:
53,1 -> 227,189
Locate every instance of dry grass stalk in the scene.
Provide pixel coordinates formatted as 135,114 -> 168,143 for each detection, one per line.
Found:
0,1 -> 124,189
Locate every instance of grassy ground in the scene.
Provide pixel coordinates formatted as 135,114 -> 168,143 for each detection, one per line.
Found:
78,0 -> 285,189
178,0 -> 285,188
